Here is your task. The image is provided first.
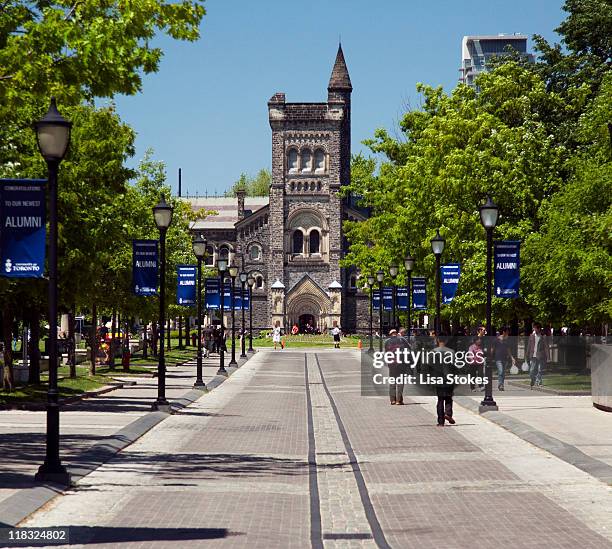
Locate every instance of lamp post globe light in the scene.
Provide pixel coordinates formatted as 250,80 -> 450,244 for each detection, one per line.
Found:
247,274 -> 256,353
404,253 -> 415,337
367,275 -> 375,354
376,269 -> 384,352
151,195 -> 173,412
192,233 -> 207,389
389,262 -> 399,330
34,98 -> 72,485
479,196 -> 499,412
239,270 -> 248,358
228,263 -> 239,366
217,258 -> 228,375
430,230 -> 445,335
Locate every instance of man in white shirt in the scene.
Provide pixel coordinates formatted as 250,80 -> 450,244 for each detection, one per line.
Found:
526,322 -> 549,387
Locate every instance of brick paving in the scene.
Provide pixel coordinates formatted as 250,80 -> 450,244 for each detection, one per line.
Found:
18,349 -> 612,548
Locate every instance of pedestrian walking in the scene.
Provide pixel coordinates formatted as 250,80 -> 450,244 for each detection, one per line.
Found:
331,325 -> 341,348
431,333 -> 456,426
527,322 -> 548,388
384,328 -> 410,405
494,327 -> 516,391
468,336 -> 485,391
272,325 -> 282,350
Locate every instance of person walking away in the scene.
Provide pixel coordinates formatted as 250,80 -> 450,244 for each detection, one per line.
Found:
527,322 -> 548,387
468,336 -> 485,391
272,325 -> 282,350
384,329 -> 410,405
331,325 -> 341,349
494,326 -> 516,391
431,334 -> 456,426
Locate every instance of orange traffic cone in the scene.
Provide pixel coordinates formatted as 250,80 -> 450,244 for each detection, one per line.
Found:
358,339 -> 363,349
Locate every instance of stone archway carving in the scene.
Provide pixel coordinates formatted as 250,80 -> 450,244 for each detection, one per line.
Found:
286,276 -> 331,332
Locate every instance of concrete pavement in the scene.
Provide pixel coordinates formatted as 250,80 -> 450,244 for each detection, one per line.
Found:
16,348 -> 612,548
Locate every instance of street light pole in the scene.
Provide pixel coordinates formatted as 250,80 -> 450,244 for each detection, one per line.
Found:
479,196 -> 499,411
34,98 -> 72,486
367,275 -> 375,354
217,258 -> 228,375
404,253 -> 415,337
192,234 -> 207,388
430,230 -> 445,335
152,195 -> 173,412
247,274 -> 255,353
228,264 -> 238,366
240,269 -> 248,359
390,262 -> 399,330
376,269 -> 384,352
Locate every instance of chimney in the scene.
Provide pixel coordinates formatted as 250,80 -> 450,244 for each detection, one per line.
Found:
236,189 -> 246,220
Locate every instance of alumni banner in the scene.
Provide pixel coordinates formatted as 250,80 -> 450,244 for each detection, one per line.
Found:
205,278 -> 220,309
372,289 -> 380,310
441,263 -> 461,304
412,278 -> 427,310
494,240 -> 520,298
132,240 -> 158,295
396,286 -> 409,310
0,179 -> 46,278
176,265 -> 196,305
382,286 -> 393,311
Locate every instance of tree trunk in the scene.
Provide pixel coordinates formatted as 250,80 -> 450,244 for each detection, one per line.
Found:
152,321 -> 158,356
185,317 -> 191,347
68,308 -> 76,378
109,309 -> 116,370
28,307 -> 41,385
167,317 -> 171,351
1,308 -> 14,391
89,303 -> 97,376
143,320 -> 148,359
123,320 -> 130,372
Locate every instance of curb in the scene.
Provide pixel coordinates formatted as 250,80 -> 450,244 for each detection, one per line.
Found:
0,352 -> 255,527
455,395 -> 612,485
505,379 -> 590,396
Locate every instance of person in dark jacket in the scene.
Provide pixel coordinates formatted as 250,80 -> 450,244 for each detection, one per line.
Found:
431,334 -> 456,426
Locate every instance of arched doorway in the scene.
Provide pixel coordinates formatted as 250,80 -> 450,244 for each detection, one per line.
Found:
299,314 -> 315,334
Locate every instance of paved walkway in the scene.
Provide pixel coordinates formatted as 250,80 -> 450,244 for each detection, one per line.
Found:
0,353 -> 223,507
16,349 -> 612,548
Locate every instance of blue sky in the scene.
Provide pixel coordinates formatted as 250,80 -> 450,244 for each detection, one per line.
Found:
114,0 -> 566,196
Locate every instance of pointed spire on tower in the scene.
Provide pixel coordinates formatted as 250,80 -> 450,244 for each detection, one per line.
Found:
328,43 -> 352,91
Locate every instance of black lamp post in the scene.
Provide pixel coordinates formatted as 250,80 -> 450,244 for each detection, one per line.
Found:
152,195 -> 173,411
430,230 -> 445,334
376,269 -> 384,352
479,196 -> 499,411
239,270 -> 248,358
247,274 -> 255,353
228,264 -> 238,366
404,253 -> 415,337
34,97 -> 72,486
367,275 -> 375,354
217,258 -> 228,375
192,233 -> 207,388
389,262 -> 399,330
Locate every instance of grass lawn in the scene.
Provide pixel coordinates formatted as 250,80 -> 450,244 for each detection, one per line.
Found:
253,334 -> 363,348
130,346 -> 197,367
511,373 -> 591,392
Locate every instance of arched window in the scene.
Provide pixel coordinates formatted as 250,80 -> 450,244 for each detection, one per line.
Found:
256,276 -> 264,289
287,149 -> 298,173
249,244 -> 262,261
293,230 -> 304,254
314,149 -> 325,173
205,245 -> 214,266
219,245 -> 230,261
301,149 -> 312,173
309,230 -> 320,254
349,274 -> 357,290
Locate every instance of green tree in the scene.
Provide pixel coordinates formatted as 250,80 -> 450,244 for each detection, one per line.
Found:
227,169 -> 270,196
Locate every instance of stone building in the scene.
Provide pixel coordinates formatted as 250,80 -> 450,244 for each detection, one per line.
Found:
187,46 -> 369,334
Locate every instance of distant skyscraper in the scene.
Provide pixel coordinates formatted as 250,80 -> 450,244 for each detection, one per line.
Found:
459,34 -> 534,87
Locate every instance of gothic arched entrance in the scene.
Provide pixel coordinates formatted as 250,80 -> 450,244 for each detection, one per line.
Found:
286,276 -> 332,334
298,314 -> 315,333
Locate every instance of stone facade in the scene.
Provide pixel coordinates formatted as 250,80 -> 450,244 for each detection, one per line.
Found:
187,46 -> 369,335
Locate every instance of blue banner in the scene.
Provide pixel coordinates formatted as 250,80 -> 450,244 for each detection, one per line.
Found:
494,241 -> 520,298
242,287 -> 250,310
373,289 -> 380,310
441,263 -> 461,304
383,287 -> 393,311
396,286 -> 409,310
176,265 -> 196,306
132,240 -> 158,295
222,281 -> 232,309
412,278 -> 427,310
0,180 -> 46,278
205,278 -> 220,309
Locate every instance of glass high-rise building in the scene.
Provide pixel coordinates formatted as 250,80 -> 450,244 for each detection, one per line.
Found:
459,34 -> 534,87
